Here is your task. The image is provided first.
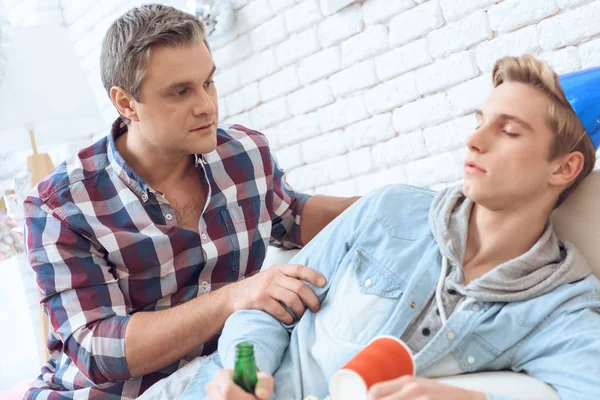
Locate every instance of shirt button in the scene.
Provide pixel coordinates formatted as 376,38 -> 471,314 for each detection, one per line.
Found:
467,356 -> 476,365
472,304 -> 481,311
165,214 -> 173,221
201,233 -> 208,240
410,301 -> 417,309
364,279 -> 372,287
201,281 -> 209,289
421,327 -> 431,336
141,193 -> 148,202
447,331 -> 456,340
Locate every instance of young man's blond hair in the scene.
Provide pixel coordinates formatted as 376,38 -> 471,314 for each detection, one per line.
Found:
492,55 -> 597,207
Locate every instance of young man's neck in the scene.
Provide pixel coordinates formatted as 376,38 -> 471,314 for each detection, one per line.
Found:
463,198 -> 555,282
116,125 -> 194,193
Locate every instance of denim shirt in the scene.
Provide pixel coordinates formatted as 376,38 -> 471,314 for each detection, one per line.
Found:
182,185 -> 600,400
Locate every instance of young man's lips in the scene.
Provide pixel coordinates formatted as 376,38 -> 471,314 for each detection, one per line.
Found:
465,162 -> 486,173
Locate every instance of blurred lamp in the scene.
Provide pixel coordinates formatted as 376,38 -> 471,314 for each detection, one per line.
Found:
0,25 -> 104,187
186,0 -> 234,38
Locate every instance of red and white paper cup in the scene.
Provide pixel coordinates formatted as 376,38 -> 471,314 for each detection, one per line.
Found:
329,335 -> 415,400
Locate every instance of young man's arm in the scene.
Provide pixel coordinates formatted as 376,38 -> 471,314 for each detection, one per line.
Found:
210,189 -> 384,391
506,304 -> 600,400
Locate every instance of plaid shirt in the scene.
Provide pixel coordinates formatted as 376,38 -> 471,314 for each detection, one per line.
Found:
23,121 -> 310,399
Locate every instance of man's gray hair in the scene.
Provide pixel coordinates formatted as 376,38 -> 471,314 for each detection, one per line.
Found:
100,4 -> 210,106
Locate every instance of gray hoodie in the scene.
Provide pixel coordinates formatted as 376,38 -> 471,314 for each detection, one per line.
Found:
429,185 -> 592,303
407,185 -> 593,377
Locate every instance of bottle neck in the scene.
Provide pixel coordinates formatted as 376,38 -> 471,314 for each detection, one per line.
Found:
236,343 -> 254,360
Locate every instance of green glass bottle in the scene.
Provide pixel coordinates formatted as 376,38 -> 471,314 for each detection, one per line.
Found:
233,342 -> 258,394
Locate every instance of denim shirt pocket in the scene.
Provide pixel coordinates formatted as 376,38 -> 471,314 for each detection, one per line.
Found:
353,248 -> 406,298
453,334 -> 501,373
317,248 -> 406,345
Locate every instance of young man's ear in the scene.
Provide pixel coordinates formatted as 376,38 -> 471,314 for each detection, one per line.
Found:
110,86 -> 140,122
550,151 -> 585,188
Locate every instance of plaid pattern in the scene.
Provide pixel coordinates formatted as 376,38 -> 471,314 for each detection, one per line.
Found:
23,120 -> 310,399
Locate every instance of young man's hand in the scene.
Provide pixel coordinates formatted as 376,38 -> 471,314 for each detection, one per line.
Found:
228,264 -> 326,324
205,369 -> 274,400
367,376 -> 487,400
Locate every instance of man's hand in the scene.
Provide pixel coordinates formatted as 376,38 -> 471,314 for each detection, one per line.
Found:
367,376 -> 487,400
206,369 -> 274,400
229,264 -> 326,324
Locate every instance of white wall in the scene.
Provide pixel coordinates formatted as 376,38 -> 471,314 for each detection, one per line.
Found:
1,0 -> 600,195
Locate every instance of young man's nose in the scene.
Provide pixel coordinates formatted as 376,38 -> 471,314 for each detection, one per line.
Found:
466,124 -> 491,153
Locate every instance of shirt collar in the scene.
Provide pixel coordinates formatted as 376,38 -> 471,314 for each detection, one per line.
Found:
107,118 -> 150,198
107,118 -> 209,199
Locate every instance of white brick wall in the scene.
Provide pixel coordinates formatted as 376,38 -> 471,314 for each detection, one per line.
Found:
2,0 -> 600,194
487,0 -> 558,33
389,1 -> 444,47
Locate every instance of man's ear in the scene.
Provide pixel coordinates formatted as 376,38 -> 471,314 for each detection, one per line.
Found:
110,86 -> 140,122
550,151 -> 585,188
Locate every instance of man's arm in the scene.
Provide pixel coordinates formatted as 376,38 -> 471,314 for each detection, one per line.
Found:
261,130 -> 360,249
125,264 -> 325,377
299,195 -> 360,245
25,200 -> 325,381
25,199 -> 133,384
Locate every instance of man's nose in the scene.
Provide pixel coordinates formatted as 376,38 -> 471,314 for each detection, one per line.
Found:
192,89 -> 216,117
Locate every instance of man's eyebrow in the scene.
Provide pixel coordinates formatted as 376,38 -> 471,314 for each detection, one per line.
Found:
165,81 -> 194,91
164,65 -> 217,91
475,109 -> 534,131
208,64 -> 217,78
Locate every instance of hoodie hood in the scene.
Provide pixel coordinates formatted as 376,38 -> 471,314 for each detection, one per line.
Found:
428,185 -> 592,303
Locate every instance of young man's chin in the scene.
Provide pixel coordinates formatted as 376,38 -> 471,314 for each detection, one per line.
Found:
462,181 -> 484,202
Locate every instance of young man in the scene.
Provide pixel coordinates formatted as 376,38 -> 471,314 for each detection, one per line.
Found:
23,5 -> 357,399
189,57 -> 600,400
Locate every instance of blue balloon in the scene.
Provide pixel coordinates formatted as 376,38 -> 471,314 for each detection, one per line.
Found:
559,66 -> 600,149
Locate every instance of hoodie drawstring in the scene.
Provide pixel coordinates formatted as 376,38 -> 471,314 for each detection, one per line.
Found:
435,257 -> 449,325
436,256 -> 476,326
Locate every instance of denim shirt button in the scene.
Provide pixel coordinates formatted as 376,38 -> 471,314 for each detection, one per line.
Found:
472,304 -> 481,311
447,331 -> 456,340
467,356 -> 475,364
410,301 -> 417,309
364,279 -> 373,287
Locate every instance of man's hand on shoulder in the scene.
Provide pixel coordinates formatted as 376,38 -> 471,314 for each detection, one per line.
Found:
226,264 -> 326,324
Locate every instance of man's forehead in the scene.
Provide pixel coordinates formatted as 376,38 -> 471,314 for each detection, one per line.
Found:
145,43 -> 214,84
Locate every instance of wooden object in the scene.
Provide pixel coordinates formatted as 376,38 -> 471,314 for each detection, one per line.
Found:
27,129 -> 53,363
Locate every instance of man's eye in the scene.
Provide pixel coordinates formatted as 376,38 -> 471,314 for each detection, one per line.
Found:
176,88 -> 189,96
204,80 -> 214,88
